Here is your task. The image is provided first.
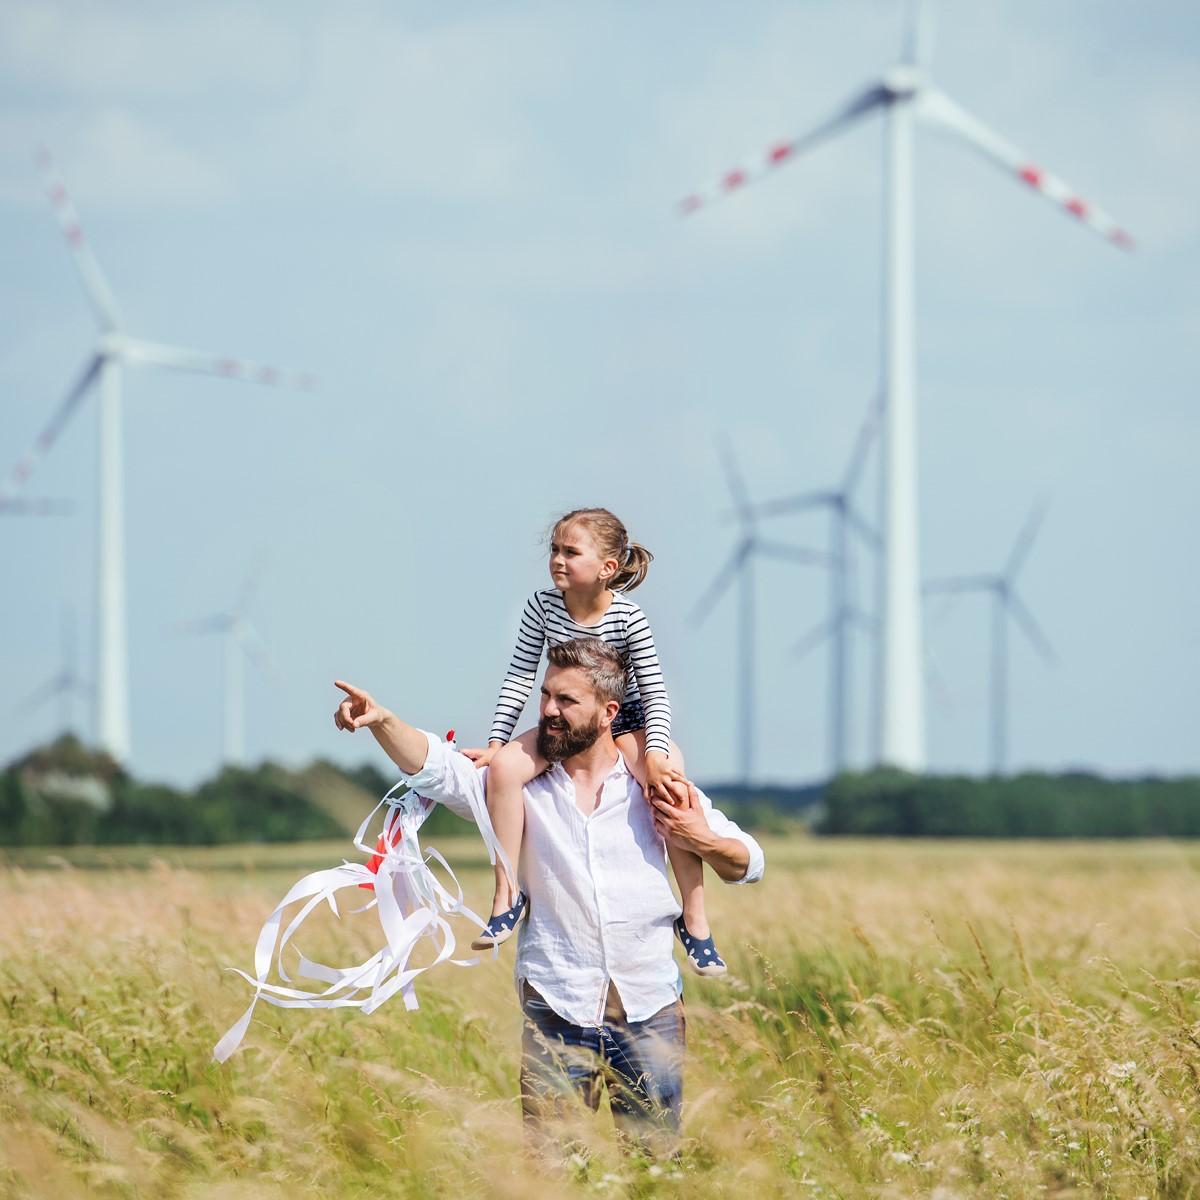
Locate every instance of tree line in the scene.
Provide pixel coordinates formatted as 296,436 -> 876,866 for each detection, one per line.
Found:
818,769 -> 1200,837
5,737 -> 1199,845
0,736 -> 465,847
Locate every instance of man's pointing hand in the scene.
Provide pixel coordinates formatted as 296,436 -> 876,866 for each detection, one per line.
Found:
334,680 -> 385,733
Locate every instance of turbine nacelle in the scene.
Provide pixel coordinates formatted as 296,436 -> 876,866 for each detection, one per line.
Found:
882,65 -> 925,100
97,331 -> 129,361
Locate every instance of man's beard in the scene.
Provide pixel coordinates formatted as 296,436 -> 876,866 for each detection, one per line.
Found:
536,713 -> 603,762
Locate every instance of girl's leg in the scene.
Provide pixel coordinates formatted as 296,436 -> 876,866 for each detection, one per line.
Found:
486,729 -> 546,915
618,731 -> 711,939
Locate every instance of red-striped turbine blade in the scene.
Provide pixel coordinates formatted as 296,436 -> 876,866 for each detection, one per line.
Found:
35,148 -> 123,328
0,356 -> 101,501
918,88 -> 1134,250
677,83 -> 888,215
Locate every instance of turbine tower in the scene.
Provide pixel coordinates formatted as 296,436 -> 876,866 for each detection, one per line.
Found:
176,566 -> 272,767
1,152 -> 312,764
692,438 -> 829,784
677,1 -> 1131,771
750,398 -> 881,777
925,502 -> 1055,775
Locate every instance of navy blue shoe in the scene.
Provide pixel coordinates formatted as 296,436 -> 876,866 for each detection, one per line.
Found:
674,916 -> 728,977
471,892 -> 528,950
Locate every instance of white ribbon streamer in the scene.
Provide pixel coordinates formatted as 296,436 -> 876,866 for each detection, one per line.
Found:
213,767 -> 507,1063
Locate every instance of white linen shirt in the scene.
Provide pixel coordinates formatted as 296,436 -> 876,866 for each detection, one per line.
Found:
401,731 -> 765,1027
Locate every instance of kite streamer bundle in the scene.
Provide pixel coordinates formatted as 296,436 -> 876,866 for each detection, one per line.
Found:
213,740 -> 512,1063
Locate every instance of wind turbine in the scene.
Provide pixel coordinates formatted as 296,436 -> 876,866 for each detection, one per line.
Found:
924,502 -> 1054,775
749,398 -> 882,777
13,609 -> 92,740
692,438 -> 829,784
677,1 -> 1132,772
175,566 -> 273,767
1,151 -> 313,765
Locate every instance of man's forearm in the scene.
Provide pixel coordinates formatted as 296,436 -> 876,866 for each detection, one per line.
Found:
695,831 -> 750,883
369,711 -> 430,776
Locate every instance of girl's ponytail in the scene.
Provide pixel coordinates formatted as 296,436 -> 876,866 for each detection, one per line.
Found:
612,540 -> 653,592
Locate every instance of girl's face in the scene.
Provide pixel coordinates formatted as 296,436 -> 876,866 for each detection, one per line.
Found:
548,523 -> 618,593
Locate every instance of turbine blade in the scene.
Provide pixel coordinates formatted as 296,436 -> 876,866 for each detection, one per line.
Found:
690,542 -> 749,625
1007,593 -> 1056,664
903,0 -> 936,68
36,148 -> 123,329
715,436 -> 753,520
11,674 -> 68,717
841,390 -> 884,494
917,89 -> 1134,249
239,621 -> 279,684
748,491 -> 836,520
0,355 -> 102,500
678,83 -> 890,215
124,338 -> 316,391
235,550 -> 271,617
845,504 -> 881,551
922,574 -> 996,595
793,618 -> 837,662
1004,497 -> 1050,582
753,538 -> 833,567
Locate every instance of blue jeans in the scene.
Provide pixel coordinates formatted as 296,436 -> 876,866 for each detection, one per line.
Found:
519,981 -> 685,1158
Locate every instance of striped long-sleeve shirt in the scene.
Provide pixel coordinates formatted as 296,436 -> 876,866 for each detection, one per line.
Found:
488,589 -> 672,756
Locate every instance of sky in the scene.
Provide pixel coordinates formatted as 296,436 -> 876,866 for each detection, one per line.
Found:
1,0 -> 1197,788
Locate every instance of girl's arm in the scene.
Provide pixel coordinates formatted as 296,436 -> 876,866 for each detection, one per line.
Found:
624,605 -> 682,797
624,603 -> 672,754
485,593 -> 548,747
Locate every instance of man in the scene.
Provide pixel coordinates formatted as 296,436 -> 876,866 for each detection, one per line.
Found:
334,637 -> 764,1156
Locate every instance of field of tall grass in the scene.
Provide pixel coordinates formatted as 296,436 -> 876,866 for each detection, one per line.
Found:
2,836 -> 1199,1197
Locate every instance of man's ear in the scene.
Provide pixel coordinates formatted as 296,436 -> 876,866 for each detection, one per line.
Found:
604,699 -> 620,726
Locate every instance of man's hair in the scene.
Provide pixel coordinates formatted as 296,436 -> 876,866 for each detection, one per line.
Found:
546,638 -> 628,708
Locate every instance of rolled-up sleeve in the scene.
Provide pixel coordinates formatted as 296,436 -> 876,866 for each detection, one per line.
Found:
401,731 -> 486,824
695,789 -> 765,885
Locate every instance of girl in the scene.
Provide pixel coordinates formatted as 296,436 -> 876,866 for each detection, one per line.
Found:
461,507 -> 726,977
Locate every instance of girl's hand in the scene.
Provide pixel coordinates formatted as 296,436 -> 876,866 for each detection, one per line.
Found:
461,743 -> 502,769
645,753 -> 690,808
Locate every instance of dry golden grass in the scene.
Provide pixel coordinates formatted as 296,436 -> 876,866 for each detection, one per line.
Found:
2,837 -> 1200,1197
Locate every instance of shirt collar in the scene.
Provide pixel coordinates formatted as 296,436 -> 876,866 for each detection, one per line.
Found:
547,746 -> 629,785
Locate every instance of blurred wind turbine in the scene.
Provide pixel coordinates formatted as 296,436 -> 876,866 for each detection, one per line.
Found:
175,564 -> 274,767
692,438 -> 829,785
12,609 -> 91,739
0,151 -> 314,765
749,398 -> 882,777
677,0 -> 1132,772
924,501 -> 1055,775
